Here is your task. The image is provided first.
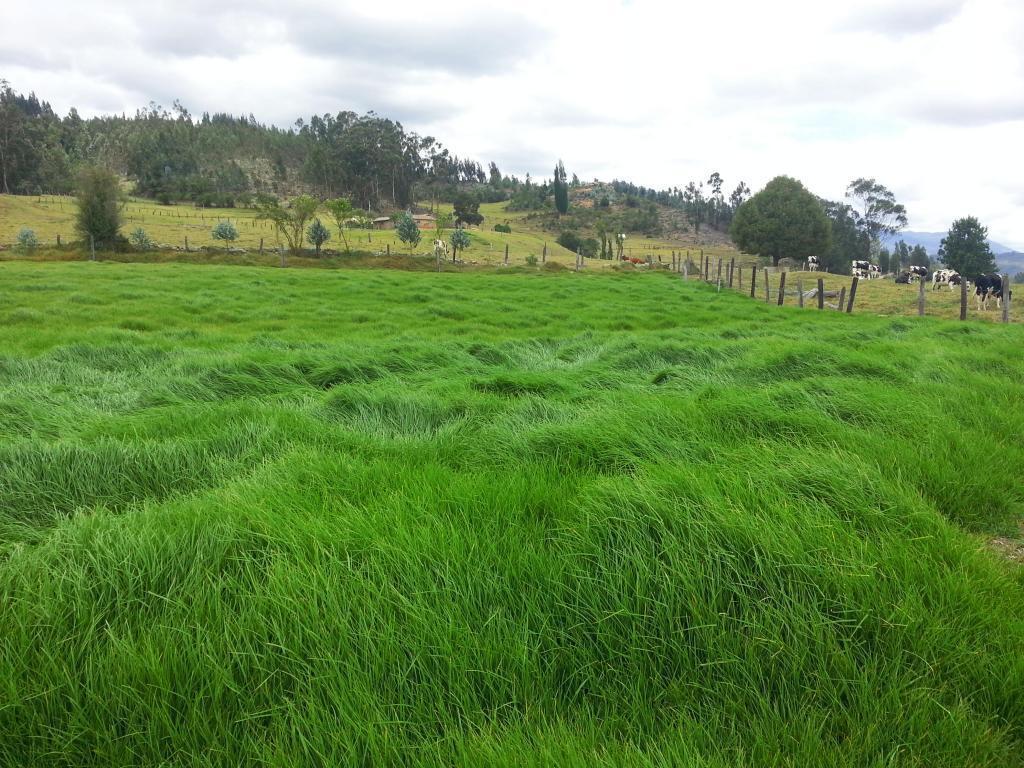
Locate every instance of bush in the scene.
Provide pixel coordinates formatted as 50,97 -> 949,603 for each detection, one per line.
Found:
556,231 -> 583,253
525,254 -> 538,266
129,228 -> 153,250
306,218 -> 331,256
493,223 -> 512,234
211,221 -> 239,248
16,228 -> 39,251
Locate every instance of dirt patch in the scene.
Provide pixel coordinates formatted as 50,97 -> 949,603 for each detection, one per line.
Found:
988,523 -> 1024,564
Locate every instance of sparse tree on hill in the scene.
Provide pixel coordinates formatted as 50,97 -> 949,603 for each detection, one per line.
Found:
395,212 -> 422,253
306,218 -> 330,256
553,160 -> 569,216
323,197 -> 354,255
1012,272 -> 1024,284
75,166 -> 122,249
683,181 -> 706,236
845,178 -> 908,258
453,192 -> 483,227
729,182 -> 751,211
820,200 -> 870,273
434,211 -> 452,244
257,194 -> 319,253
450,228 -> 470,262
730,176 -> 831,266
937,216 -> 997,279
707,172 -> 725,228
211,220 -> 239,249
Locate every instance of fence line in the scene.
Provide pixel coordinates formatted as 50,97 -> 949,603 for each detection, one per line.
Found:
679,258 -> 1012,324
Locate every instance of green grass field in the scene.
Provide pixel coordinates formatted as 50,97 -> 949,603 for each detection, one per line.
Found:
1,261 -> 1022,766
0,195 -> 740,269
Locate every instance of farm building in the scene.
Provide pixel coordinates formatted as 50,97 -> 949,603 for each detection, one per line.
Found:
371,214 -> 437,230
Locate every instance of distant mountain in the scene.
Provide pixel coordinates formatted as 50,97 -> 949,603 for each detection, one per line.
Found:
996,252 -> 1024,274
882,231 -> 1012,256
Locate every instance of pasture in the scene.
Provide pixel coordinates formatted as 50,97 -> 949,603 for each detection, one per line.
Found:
719,267 -> 1019,323
0,195 -> 740,269
1,261 -> 1022,766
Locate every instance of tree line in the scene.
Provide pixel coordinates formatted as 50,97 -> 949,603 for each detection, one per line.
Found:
730,175 -> 999,278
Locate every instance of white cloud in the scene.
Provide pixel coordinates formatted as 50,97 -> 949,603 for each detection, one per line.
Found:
3,0 -> 1023,248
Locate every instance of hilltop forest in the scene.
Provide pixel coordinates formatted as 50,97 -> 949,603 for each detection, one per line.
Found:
1,80 -> 923,271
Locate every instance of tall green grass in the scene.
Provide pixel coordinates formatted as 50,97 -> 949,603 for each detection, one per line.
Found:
0,262 -> 1022,766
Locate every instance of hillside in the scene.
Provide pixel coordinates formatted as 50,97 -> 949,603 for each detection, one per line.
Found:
1,262 -> 1022,765
0,193 -> 742,269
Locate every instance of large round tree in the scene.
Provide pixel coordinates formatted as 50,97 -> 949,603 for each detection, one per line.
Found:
730,176 -> 831,266
937,216 -> 998,279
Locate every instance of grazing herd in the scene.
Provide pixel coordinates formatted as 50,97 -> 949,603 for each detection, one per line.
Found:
835,260 -> 1011,313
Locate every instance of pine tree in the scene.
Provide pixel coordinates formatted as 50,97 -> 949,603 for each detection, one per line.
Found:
938,217 -> 997,279
553,160 -> 569,216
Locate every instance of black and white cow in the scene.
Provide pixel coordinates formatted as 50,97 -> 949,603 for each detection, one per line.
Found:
932,268 -> 960,291
806,255 -> 821,272
907,265 -> 928,282
895,272 -> 912,284
851,260 -> 880,279
975,274 -> 1009,310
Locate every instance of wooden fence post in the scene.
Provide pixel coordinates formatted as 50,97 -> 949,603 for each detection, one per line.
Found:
797,279 -> 804,308
717,258 -> 723,284
259,237 -> 264,254
918,279 -> 926,316
504,243 -> 509,265
738,265 -> 743,289
542,242 -> 547,263
683,260 -> 688,280
1002,274 -> 1010,323
846,276 -> 859,313
777,271 -> 787,306
750,267 -> 757,298
817,278 -> 824,310
764,268 -> 770,303
960,279 -> 968,320
90,234 -> 95,261
837,286 -> 846,311
184,236 -> 189,252
729,258 -> 735,288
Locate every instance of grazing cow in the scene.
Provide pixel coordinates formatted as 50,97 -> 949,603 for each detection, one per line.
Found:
851,260 -> 880,279
433,239 -> 449,261
975,274 -> 1007,310
807,255 -> 821,272
932,268 -> 960,291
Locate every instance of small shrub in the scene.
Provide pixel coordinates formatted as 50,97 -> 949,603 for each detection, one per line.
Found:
525,254 -> 538,266
16,228 -> 39,251
129,228 -> 153,250
493,223 -> 512,234
211,221 -> 239,248
306,218 -> 331,256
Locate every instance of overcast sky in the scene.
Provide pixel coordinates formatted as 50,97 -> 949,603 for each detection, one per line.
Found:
3,0 -> 1022,247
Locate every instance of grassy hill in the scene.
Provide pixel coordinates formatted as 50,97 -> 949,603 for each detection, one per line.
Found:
0,261 -> 1022,765
0,194 -> 742,270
